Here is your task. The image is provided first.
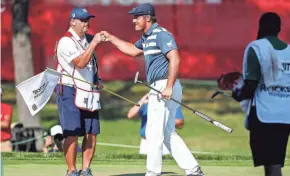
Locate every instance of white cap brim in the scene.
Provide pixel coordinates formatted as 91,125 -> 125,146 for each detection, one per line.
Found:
50,125 -> 63,136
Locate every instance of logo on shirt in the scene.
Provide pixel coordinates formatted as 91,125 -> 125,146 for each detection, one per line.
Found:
282,62 -> 290,73
167,40 -> 173,47
260,84 -> 290,98
68,51 -> 76,57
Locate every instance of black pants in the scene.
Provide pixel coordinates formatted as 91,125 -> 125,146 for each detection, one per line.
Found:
249,106 -> 290,167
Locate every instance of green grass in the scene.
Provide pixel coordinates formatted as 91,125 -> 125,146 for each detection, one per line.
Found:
2,81 -> 290,155
1,151 -> 255,161
2,152 -> 290,176
2,161 -> 290,176
2,81 -> 290,175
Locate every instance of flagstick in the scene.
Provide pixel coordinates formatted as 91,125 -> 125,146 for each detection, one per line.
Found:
46,68 -> 140,106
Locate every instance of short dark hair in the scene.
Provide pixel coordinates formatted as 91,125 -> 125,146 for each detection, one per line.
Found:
151,16 -> 157,23
257,12 -> 281,39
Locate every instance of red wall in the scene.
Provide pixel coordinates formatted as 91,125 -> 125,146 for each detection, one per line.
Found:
2,0 -> 290,81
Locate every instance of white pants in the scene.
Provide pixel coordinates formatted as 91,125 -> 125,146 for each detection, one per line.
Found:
139,138 -> 170,155
145,79 -> 199,176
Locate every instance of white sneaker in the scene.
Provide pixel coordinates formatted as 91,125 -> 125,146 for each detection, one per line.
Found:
186,166 -> 204,176
145,170 -> 161,176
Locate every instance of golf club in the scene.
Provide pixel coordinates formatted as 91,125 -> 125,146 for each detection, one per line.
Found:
134,72 -> 233,133
211,90 -> 231,99
47,68 -> 140,106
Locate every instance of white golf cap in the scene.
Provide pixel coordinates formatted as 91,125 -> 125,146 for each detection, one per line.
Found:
50,125 -> 63,136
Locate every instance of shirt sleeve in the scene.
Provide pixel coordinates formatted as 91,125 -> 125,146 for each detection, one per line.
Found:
156,32 -> 178,55
138,103 -> 148,117
57,37 -> 81,63
134,38 -> 143,50
244,47 -> 261,81
138,104 -> 145,117
175,107 -> 184,120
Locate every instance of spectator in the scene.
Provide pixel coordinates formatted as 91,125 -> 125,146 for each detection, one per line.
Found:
43,125 -> 64,153
127,93 -> 185,155
43,125 -> 81,153
1,88 -> 13,152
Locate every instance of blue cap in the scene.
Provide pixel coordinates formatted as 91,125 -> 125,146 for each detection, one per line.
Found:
70,7 -> 95,20
129,3 -> 155,16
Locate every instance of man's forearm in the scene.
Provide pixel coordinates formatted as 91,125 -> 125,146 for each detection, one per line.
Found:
74,42 -> 98,68
166,54 -> 180,88
110,35 -> 140,57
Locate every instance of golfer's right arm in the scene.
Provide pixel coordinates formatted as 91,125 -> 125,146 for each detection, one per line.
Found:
101,31 -> 143,57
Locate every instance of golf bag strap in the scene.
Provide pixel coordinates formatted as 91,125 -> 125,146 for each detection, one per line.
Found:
54,31 -> 76,95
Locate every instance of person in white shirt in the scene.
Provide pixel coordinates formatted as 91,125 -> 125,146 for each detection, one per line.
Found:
55,7 -> 103,176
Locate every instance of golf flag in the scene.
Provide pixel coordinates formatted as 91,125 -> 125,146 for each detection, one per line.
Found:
16,68 -> 62,116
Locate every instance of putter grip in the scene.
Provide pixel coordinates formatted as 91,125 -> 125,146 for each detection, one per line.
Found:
213,121 -> 233,133
194,111 -> 233,133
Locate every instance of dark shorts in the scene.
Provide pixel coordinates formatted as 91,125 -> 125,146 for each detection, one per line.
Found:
56,85 -> 100,137
248,106 -> 290,167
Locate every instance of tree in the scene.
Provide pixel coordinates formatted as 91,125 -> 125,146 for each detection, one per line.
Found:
12,0 -> 40,127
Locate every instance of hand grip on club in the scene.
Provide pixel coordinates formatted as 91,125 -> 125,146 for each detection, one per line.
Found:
134,72 -> 232,133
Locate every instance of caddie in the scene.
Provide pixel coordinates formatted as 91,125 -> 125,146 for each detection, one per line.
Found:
55,7 -> 103,176
230,12 -> 290,176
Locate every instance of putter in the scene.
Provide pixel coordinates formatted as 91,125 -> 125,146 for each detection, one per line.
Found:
134,72 -> 233,134
211,90 -> 231,99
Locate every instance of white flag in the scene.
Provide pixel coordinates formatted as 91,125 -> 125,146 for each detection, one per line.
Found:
16,68 -> 62,116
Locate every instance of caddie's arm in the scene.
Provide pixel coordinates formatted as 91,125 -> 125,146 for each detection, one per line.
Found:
58,33 -> 102,69
72,33 -> 102,69
232,47 -> 260,102
101,31 -> 143,57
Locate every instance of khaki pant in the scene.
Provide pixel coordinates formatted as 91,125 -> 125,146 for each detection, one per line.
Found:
0,140 -> 12,152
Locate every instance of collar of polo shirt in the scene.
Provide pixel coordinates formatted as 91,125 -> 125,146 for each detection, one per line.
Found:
143,23 -> 159,37
68,27 -> 85,41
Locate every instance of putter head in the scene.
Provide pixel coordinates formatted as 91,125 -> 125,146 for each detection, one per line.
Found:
134,72 -> 139,84
211,90 -> 222,99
